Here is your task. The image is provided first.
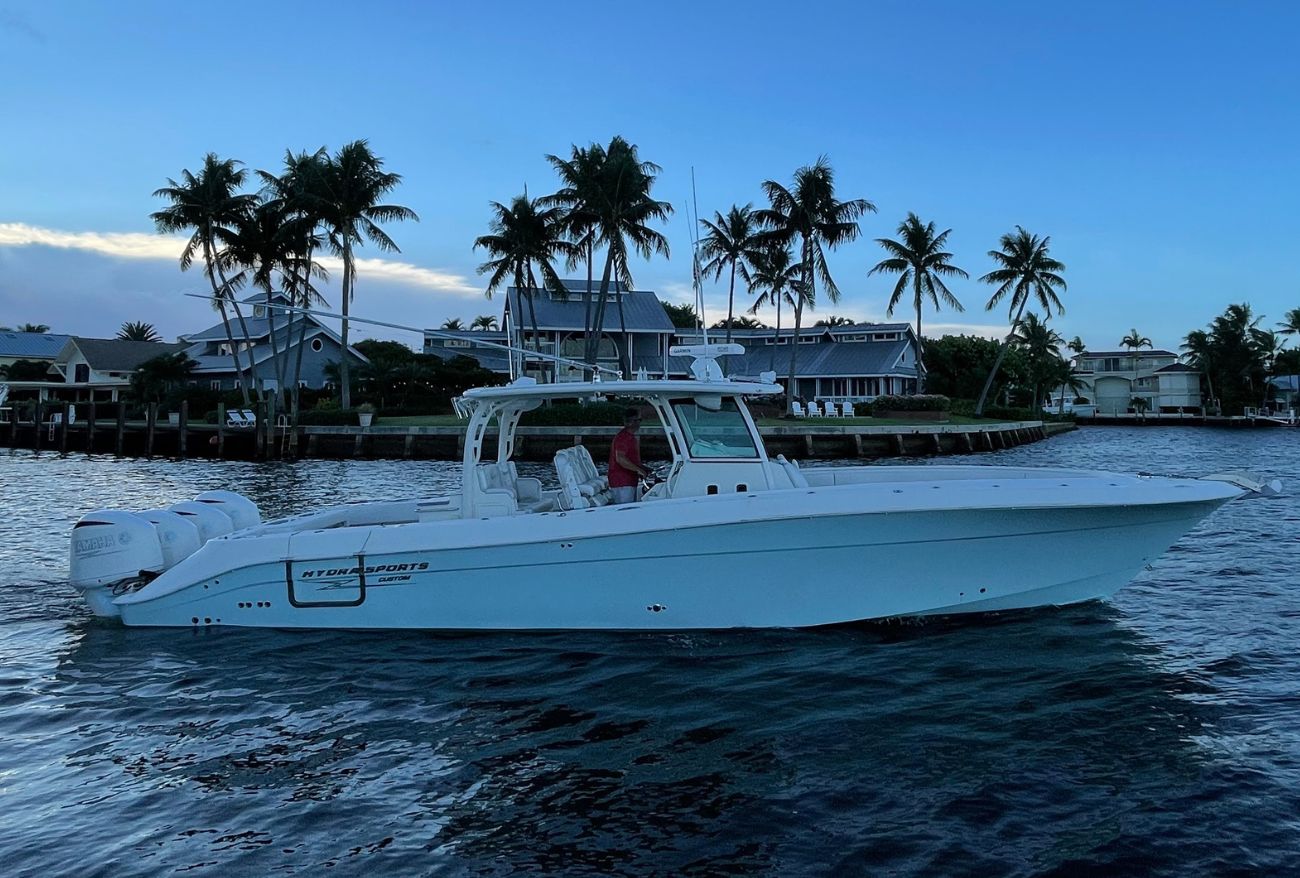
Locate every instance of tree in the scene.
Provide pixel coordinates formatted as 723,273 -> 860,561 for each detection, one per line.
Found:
1013,313 -> 1066,409
16,323 -> 50,333
698,204 -> 758,345
0,359 -> 51,381
441,318 -> 465,330
151,153 -> 257,406
117,321 -> 162,342
711,315 -> 767,330
746,244 -> 801,371
868,213 -> 967,391
544,143 -> 604,362
1181,328 -> 1217,411
1252,328 -> 1287,406
923,334 -> 1029,403
546,137 -> 673,375
1278,308 -> 1300,337
973,227 -> 1066,416
1130,396 -> 1151,415
756,157 -> 874,409
661,302 -> 699,329
1067,335 -> 1087,357
130,352 -> 197,404
473,193 -> 572,374
813,315 -> 856,327
317,140 -> 418,409
257,147 -> 333,433
471,315 -> 499,331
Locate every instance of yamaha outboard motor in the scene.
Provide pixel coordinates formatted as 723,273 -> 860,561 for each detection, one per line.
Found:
69,511 -> 165,617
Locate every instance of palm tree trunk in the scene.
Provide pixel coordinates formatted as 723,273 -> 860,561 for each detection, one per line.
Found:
726,260 -> 736,346
340,241 -> 353,409
582,238 -> 594,379
524,265 -> 540,379
914,273 -> 924,394
769,292 -> 781,372
203,237 -> 252,407
785,241 -> 812,414
227,294 -> 262,403
975,296 -> 1029,417
589,250 -> 616,370
265,288 -> 286,408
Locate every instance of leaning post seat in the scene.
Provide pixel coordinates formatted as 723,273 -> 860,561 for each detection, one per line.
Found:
553,447 -> 612,510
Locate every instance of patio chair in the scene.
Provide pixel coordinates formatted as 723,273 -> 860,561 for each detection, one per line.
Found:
791,401 -> 807,418
839,402 -> 855,418
808,401 -> 824,418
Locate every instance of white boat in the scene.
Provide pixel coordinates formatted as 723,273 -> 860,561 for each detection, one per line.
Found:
68,345 -> 1264,630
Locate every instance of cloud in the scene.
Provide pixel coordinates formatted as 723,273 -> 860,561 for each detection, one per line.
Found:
0,222 -> 482,297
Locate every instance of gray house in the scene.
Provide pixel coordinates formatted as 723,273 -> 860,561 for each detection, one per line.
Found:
180,295 -> 368,391
673,323 -> 921,404
503,280 -> 676,381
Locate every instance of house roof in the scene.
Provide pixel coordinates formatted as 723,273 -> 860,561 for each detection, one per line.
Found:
0,331 -> 70,360
1154,362 -> 1198,373
425,346 -> 513,373
1269,374 -> 1300,391
64,338 -> 189,372
183,324 -> 368,373
505,285 -> 675,333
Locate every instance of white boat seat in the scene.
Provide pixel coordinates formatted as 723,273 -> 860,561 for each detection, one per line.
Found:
554,446 -> 612,510
776,454 -> 809,489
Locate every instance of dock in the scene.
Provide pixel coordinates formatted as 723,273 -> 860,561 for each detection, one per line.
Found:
0,402 -> 1069,461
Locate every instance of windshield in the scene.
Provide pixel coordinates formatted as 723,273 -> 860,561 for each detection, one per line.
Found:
670,398 -> 759,459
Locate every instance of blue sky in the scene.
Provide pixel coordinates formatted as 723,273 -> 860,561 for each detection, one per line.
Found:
2,0 -> 1297,351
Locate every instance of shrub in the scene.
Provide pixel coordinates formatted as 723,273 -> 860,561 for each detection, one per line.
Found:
299,408 -> 369,426
520,401 -> 628,427
871,394 -> 951,415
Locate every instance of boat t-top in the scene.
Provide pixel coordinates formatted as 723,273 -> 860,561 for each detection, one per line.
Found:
68,343 -> 1269,630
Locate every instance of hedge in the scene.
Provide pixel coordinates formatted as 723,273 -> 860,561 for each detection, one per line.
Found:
871,394 -> 951,415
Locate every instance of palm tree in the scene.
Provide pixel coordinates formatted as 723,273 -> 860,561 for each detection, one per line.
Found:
471,315 -> 499,331
1252,328 -> 1287,406
117,321 -> 162,342
546,137 -> 673,374
712,315 -> 767,330
1181,328 -> 1217,410
814,315 -> 856,327
973,226 -> 1067,416
257,148 -> 332,429
868,213 -> 967,390
1067,335 -> 1087,357
1119,328 -> 1153,405
441,318 -> 466,330
473,194 -> 573,375
317,140 -> 418,408
544,143 -> 605,354
1014,312 -> 1066,408
151,153 -> 258,405
1278,308 -> 1300,337
756,157 -> 874,410
746,244 -> 801,371
17,323 -> 49,333
698,204 -> 758,345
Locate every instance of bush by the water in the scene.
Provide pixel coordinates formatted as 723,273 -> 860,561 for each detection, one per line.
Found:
871,394 -> 951,415
520,402 -> 628,426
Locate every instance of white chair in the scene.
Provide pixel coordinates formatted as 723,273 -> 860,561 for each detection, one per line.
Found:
226,409 -> 256,429
808,401 -> 824,418
791,401 -> 807,418
554,447 -> 609,510
826,401 -> 843,418
840,402 -> 855,418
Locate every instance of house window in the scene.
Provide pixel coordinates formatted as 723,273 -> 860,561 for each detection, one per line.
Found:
210,381 -> 221,391
311,338 -> 324,352
445,339 -> 470,348
74,364 -> 90,383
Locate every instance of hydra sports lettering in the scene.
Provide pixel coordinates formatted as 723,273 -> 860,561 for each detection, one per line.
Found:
300,562 -> 430,579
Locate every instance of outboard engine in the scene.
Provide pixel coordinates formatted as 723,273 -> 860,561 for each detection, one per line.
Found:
139,509 -> 203,570
194,490 -> 262,530
168,501 -> 235,542
69,511 -> 165,617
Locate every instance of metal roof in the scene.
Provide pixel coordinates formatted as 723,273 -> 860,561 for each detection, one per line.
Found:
0,332 -> 70,359
462,377 -> 782,402
1154,362 -> 1198,373
505,286 -> 675,333
1080,350 -> 1178,359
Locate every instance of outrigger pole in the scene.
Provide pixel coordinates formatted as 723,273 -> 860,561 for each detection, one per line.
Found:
183,294 -> 623,380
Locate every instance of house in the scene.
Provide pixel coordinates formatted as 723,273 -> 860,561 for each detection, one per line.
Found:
1069,348 -> 1203,413
0,331 -> 70,370
1270,375 -> 1299,410
672,324 -> 920,403
503,279 -> 677,381
178,295 -> 368,391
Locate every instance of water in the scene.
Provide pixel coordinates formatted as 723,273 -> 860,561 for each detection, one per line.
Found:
2,428 -> 1299,876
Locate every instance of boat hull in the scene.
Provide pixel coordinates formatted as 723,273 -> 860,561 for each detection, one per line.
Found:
112,494 -> 1229,630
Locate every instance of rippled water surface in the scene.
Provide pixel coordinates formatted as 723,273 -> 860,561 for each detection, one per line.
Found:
3,428 -> 1299,876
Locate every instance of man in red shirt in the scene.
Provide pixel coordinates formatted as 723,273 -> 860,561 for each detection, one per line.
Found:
608,407 -> 650,504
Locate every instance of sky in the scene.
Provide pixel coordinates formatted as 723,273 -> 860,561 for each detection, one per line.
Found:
1,0 -> 1298,353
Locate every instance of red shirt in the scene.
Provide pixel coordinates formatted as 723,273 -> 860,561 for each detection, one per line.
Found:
608,428 -> 642,488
